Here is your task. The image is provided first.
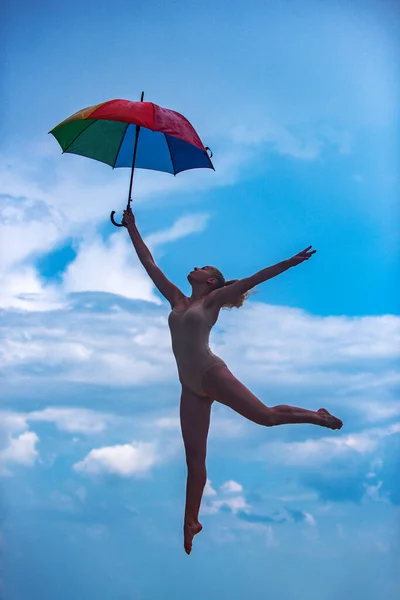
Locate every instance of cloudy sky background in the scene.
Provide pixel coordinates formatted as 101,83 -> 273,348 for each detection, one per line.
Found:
1,0 -> 399,599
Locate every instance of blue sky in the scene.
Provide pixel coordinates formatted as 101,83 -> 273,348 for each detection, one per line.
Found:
1,0 -> 399,599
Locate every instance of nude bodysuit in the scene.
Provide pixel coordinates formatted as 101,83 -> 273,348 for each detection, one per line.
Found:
168,301 -> 227,396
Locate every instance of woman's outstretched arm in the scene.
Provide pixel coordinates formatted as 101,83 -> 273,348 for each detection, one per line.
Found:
123,208 -> 185,307
209,246 -> 316,308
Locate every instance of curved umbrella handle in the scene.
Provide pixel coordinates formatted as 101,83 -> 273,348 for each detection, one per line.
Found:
110,210 -> 124,227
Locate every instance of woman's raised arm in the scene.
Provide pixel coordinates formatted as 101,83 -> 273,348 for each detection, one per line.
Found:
123,208 -> 185,308
208,246 -> 316,309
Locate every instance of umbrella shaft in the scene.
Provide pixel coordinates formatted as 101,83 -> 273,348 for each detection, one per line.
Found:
127,124 -> 140,208
127,92 -> 144,208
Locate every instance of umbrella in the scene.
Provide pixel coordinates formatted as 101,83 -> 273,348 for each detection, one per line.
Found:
49,92 -> 214,227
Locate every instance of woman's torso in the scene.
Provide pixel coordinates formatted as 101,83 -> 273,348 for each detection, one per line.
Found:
168,298 -> 219,351
167,298 -> 222,380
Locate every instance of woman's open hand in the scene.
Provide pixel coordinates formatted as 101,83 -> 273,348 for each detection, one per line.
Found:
289,246 -> 316,266
122,206 -> 136,230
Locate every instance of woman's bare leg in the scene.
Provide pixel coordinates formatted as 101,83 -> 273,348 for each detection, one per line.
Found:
202,365 -> 342,429
180,384 -> 213,555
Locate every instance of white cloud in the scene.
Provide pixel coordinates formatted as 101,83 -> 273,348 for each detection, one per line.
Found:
361,401 -> 400,423
0,195 -> 61,272
0,432 -> 39,473
202,477 -> 317,542
1,299 -> 399,399
61,233 -> 161,303
211,412 -> 249,438
303,512 -> 317,527
0,265 -> 66,312
155,411 -> 248,439
204,479 -> 217,497
202,494 -> 250,515
0,309 -> 174,386
0,192 -> 67,311
0,406 -> 183,477
213,304 -> 400,375
202,478 -> 249,516
29,407 -> 113,434
0,161 -> 214,309
258,422 -> 400,467
155,416 -> 180,430
0,412 -> 38,475
0,151 -> 128,231
220,480 -> 243,494
0,408 -> 113,436
0,412 -> 29,435
231,122 -> 322,160
74,441 -> 159,477
0,407 -> 115,476
61,212 -> 211,302
0,122 -> 247,287
363,481 -> 385,502
144,213 -> 210,251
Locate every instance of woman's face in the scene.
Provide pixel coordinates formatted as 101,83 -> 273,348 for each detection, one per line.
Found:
187,266 -> 217,284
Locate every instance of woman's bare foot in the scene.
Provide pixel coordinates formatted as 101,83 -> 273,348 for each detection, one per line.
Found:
184,520 -> 203,555
318,408 -> 343,430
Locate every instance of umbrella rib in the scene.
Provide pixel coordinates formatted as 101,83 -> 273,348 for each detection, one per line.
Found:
112,122 -> 130,169
165,136 -> 176,176
63,119 -> 98,154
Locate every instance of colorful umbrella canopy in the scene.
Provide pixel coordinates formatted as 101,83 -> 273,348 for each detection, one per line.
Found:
50,94 -> 214,226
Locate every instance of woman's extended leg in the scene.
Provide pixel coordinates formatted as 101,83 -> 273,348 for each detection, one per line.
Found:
202,365 -> 342,429
180,384 -> 213,555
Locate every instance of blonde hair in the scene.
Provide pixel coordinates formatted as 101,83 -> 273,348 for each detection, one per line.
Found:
211,268 -> 256,309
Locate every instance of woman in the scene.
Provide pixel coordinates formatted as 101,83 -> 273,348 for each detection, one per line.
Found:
122,207 -> 342,555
